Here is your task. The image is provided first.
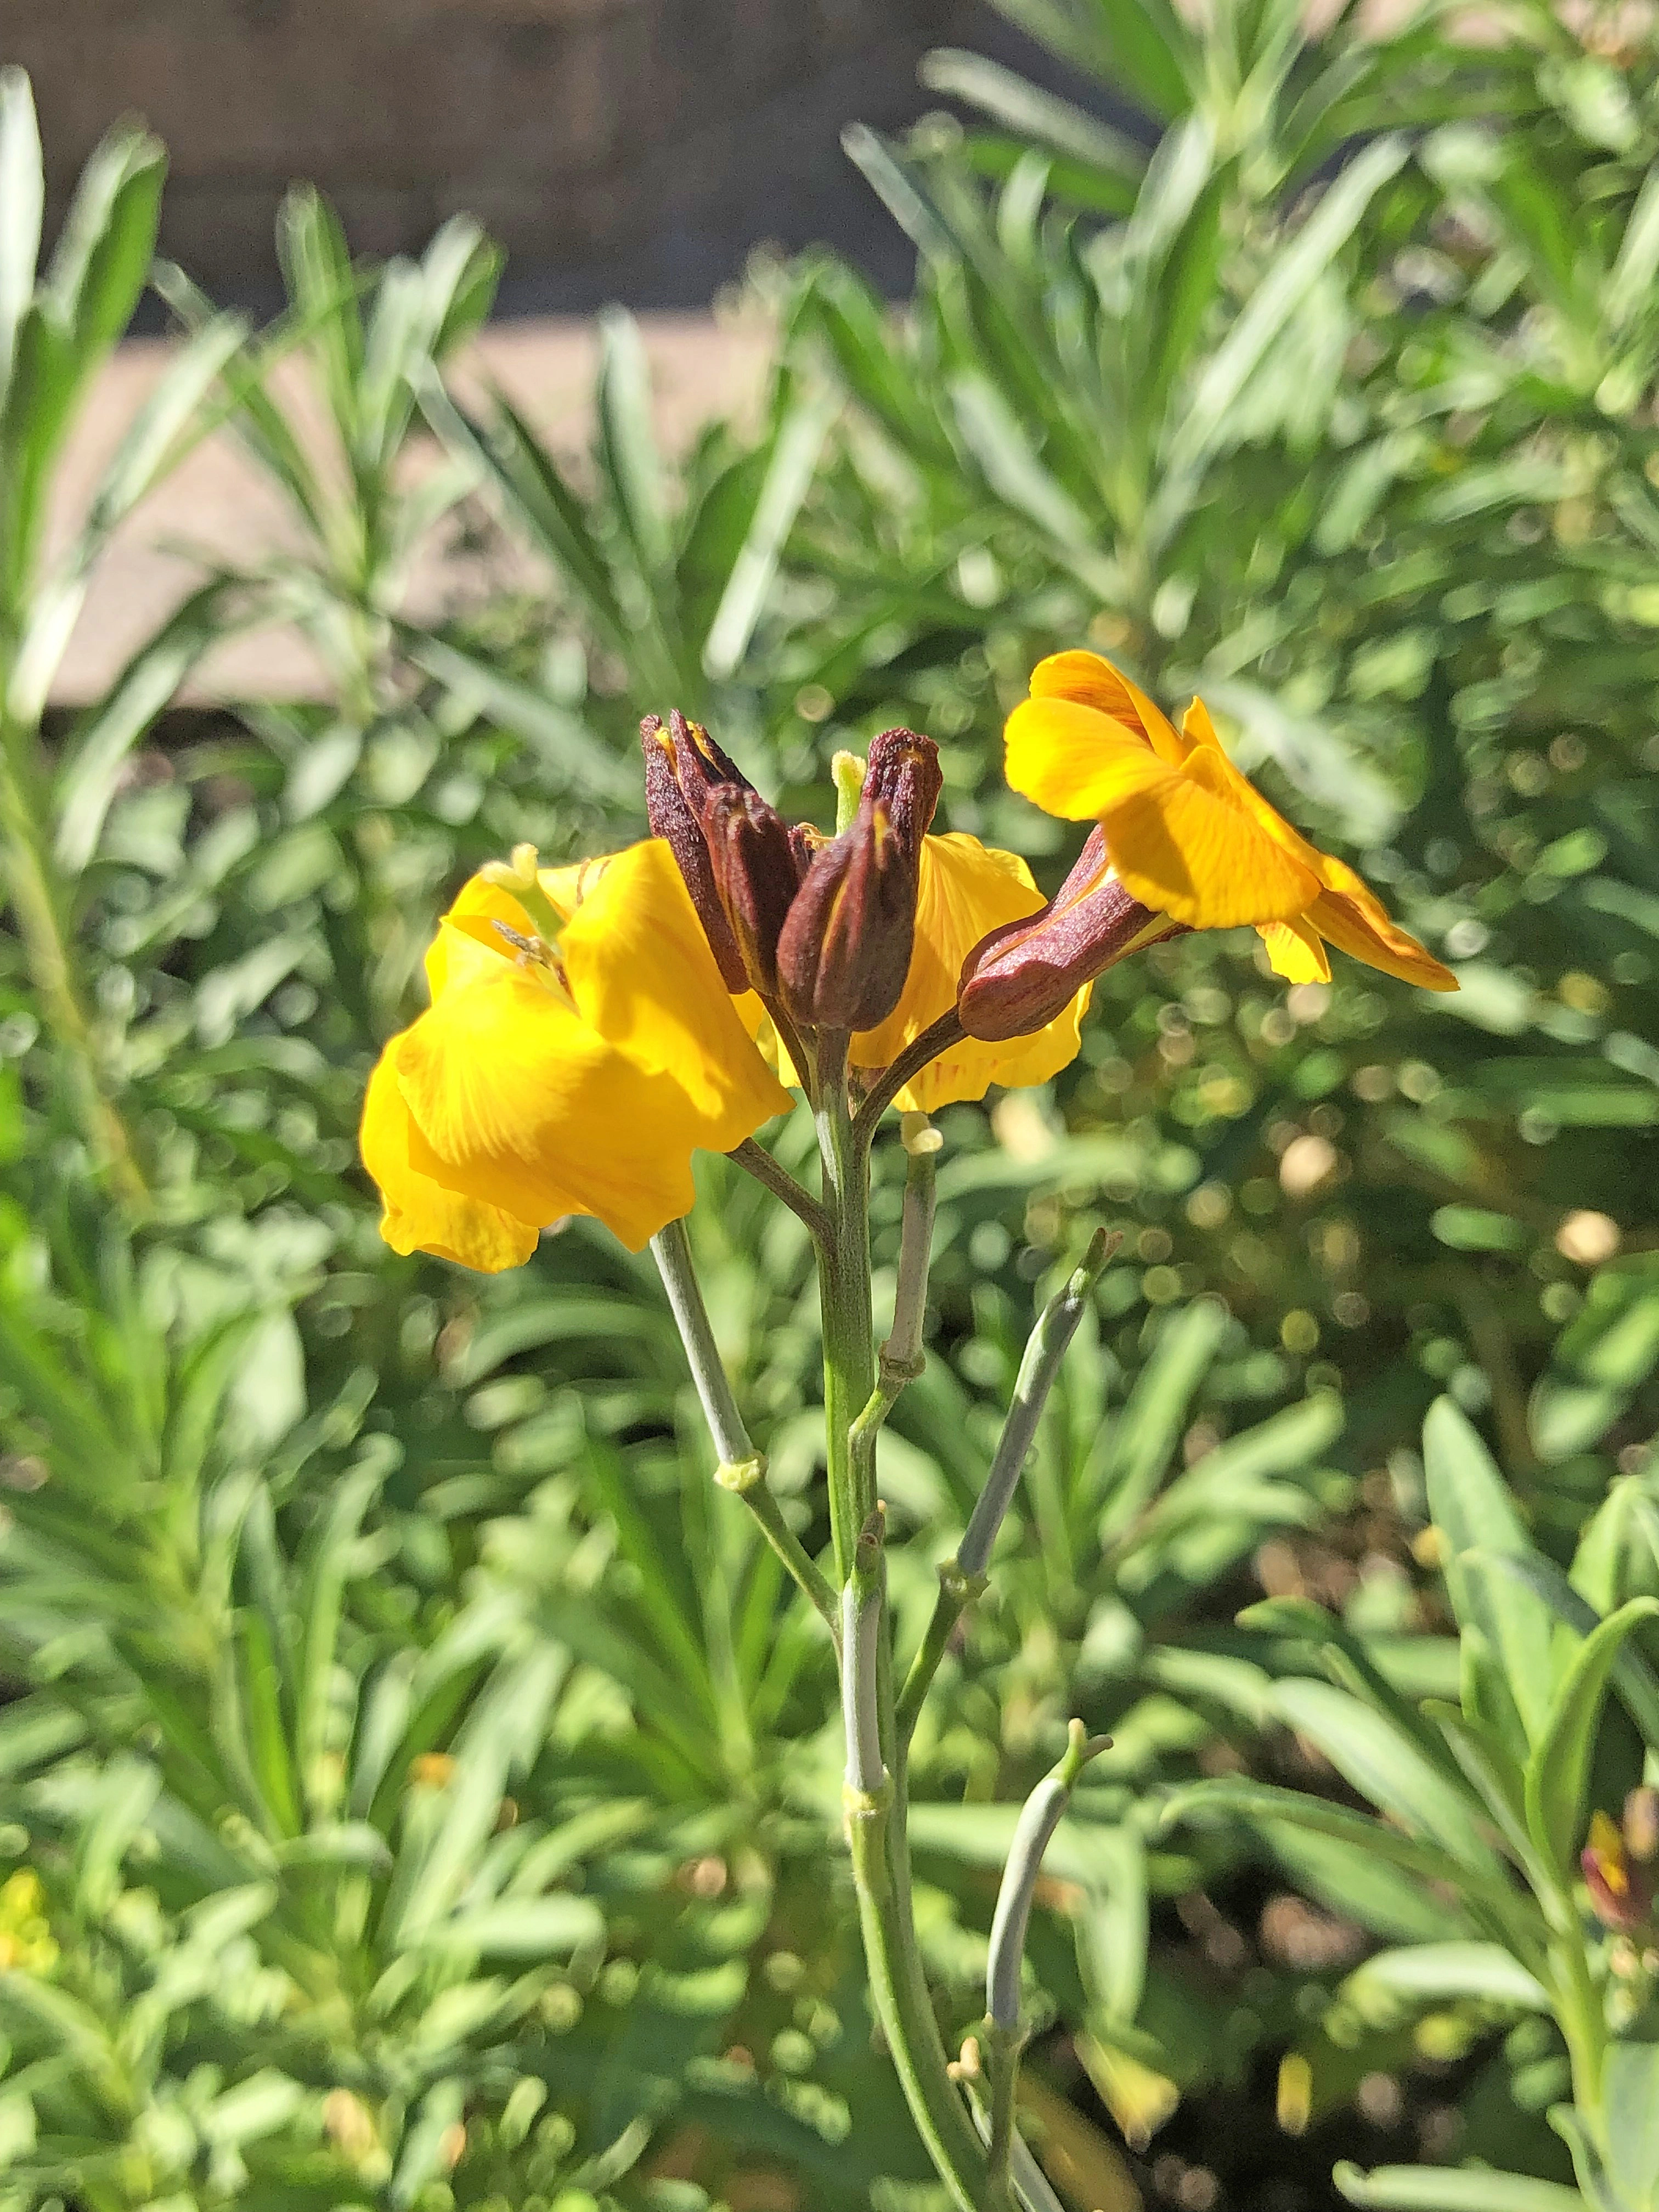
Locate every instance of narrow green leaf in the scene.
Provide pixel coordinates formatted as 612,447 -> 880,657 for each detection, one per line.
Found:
1272,1678 -> 1504,1874
1166,134 -> 1407,479
596,307 -> 671,580
919,49 -> 1146,178
1523,1596 -> 1659,1875
53,581 -> 245,872
1423,1396 -> 1556,1746
0,67 -> 43,404
702,391 -> 834,678
1334,2165 -> 1585,2212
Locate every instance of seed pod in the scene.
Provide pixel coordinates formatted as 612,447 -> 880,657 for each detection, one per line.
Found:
957,828 -> 1171,1041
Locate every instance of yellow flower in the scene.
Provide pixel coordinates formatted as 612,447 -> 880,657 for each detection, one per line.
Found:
1004,651 -> 1457,991
362,839 -> 791,1266
850,833 -> 1090,1112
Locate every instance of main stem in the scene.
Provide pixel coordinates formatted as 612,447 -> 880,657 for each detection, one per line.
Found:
817,1054 -> 990,2211
817,1040 -> 876,1581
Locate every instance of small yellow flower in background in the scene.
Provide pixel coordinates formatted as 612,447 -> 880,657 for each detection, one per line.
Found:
0,1869 -> 57,1974
361,839 -> 791,1268
1004,650 -> 1457,992
850,832 -> 1089,1110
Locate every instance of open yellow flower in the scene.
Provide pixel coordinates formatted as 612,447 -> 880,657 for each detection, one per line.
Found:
849,832 -> 1090,1111
1004,651 -> 1457,991
362,839 -> 791,1267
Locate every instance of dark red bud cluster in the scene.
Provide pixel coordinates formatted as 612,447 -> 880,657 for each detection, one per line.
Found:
957,828 -> 1173,1040
643,714 -> 941,1036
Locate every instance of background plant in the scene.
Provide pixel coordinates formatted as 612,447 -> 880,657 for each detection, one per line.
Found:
1,0 -> 1658,2204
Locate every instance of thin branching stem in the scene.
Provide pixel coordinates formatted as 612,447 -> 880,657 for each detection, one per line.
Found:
851,1009 -> 964,1152
651,1218 -> 838,1636
728,1136 -> 831,1241
897,1231 -> 1115,1739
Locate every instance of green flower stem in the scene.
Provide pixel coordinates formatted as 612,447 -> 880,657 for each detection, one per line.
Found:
852,1009 -> 964,1150
896,1233 -> 1114,1740
1544,1898 -> 1609,2127
983,2027 -> 1020,2212
817,1039 -> 877,1578
651,1218 -> 837,1638
0,719 -> 148,1214
841,1510 -> 887,1793
980,1723 -> 1110,2212
820,1059 -> 992,2212
884,1120 -> 939,1372
846,1783 -> 994,2212
728,1137 -> 831,1242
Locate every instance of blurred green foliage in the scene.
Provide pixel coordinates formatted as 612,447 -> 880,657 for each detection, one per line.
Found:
3,1 -> 1659,2205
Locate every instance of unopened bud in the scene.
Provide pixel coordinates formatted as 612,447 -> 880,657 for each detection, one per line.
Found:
701,784 -> 803,998
776,787 -> 917,1032
864,728 -> 943,868
957,828 -> 1173,1041
641,710 -> 752,992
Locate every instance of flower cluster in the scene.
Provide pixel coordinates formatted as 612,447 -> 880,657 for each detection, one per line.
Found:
361,650 -> 1454,1268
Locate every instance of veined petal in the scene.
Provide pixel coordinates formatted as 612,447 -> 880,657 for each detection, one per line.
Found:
850,831 -> 1087,1108
361,1051 -> 539,1271
1102,744 -> 1321,928
392,964 -> 726,1253
1181,698 -> 1328,874
735,993 -> 802,1088
894,985 -> 1091,1114
1258,917 -> 1331,985
426,877 -> 539,998
1030,650 -> 1188,765
1310,857 -> 1458,990
561,839 -> 791,1128
1005,697 -> 1174,821
539,854 -> 612,922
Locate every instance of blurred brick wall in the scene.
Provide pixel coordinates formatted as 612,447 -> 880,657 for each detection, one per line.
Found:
13,0 -> 993,307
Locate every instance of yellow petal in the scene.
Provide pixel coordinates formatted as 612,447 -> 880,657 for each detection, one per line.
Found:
1102,743 -> 1321,928
1259,918 -> 1331,985
1030,650 -> 1189,765
850,832 -> 1087,1109
425,877 -> 537,1000
360,1051 -> 539,1271
1309,857 -> 1459,991
1005,697 -> 1174,822
895,983 -> 1091,1114
538,854 -> 613,923
1181,698 -> 1329,874
392,966 -> 720,1253
561,839 -> 791,1129
734,992 -> 802,1088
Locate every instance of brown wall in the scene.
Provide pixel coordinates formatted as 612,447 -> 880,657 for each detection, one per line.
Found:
11,0 -> 996,308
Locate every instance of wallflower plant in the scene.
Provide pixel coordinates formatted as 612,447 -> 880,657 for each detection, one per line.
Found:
362,650 -> 1453,2211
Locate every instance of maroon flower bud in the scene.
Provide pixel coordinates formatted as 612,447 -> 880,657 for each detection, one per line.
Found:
776,787 -> 919,1034
957,828 -> 1174,1041
641,712 -> 749,991
863,728 -> 943,866
701,784 -> 804,998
